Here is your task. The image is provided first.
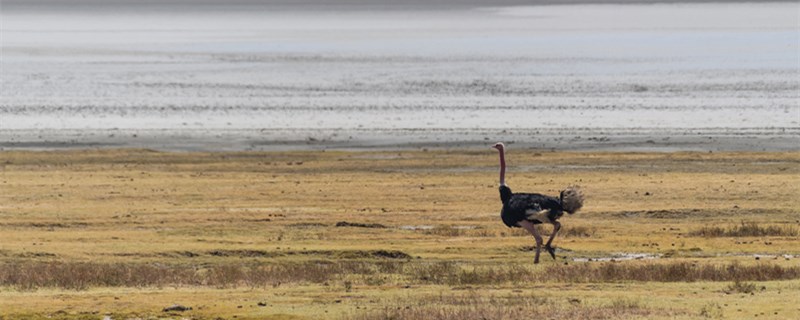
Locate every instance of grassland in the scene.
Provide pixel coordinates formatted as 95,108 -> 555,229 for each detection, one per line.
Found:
0,149 -> 798,319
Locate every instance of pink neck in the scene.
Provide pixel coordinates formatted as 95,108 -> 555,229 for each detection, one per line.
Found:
498,148 -> 506,186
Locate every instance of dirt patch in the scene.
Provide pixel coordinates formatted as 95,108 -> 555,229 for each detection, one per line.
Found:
205,218 -> 271,223
612,209 -> 707,219
336,221 -> 387,228
609,208 -> 793,219
172,251 -> 201,258
0,222 -> 90,229
154,249 -> 412,260
370,250 -> 413,259
207,250 -> 279,258
163,304 -> 192,312
111,252 -> 156,258
16,252 -> 58,258
297,249 -> 411,260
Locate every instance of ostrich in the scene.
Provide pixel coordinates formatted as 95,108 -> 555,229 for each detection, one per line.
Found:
492,142 -> 584,264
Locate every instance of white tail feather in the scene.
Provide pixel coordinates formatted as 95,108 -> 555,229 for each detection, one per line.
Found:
525,209 -> 552,224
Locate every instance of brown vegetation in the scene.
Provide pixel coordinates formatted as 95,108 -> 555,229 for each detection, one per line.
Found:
689,222 -> 799,237
350,293 -> 680,320
412,261 -> 800,285
2,260 -> 797,290
1,149 -> 798,318
335,221 -> 387,228
723,281 -> 759,294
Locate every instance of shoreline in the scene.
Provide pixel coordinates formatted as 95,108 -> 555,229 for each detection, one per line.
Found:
2,127 -> 797,152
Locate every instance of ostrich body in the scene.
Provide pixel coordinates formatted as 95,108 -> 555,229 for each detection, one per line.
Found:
492,142 -> 583,264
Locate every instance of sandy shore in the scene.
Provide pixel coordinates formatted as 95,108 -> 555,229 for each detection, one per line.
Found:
1,127 -> 798,152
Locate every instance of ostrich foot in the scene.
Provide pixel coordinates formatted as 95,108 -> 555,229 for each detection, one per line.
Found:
545,245 -> 557,260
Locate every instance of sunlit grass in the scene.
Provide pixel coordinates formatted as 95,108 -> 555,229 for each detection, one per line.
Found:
689,222 -> 799,238
0,149 -> 798,319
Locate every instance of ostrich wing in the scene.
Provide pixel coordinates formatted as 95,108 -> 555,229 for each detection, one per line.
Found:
507,193 -> 563,224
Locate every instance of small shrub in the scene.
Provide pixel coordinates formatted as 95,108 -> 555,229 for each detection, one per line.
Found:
608,298 -> 641,310
423,225 -> 464,237
723,281 -> 757,294
561,226 -> 596,238
699,302 -> 724,319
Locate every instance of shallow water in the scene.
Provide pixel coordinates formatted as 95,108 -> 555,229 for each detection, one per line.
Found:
1,2 -> 797,151
572,252 -> 661,262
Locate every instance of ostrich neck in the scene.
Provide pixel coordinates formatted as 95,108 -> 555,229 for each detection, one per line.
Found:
498,149 -> 506,186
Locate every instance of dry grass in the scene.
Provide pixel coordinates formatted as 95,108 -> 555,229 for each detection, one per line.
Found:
689,222 -> 799,237
560,225 -> 596,238
544,262 -> 800,283
0,149 -> 798,319
0,261 -> 399,290
723,281 -> 759,294
699,302 -> 724,319
2,260 -> 798,291
411,261 -> 800,285
349,293 -> 680,320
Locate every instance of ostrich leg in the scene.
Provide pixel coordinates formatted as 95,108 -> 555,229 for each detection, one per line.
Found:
518,220 -> 543,264
544,221 -> 561,260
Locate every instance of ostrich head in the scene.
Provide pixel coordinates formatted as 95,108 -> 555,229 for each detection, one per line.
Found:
492,142 -> 505,151
560,185 -> 584,214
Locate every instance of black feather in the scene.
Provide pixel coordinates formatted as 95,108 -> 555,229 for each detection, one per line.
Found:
500,190 -> 564,228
